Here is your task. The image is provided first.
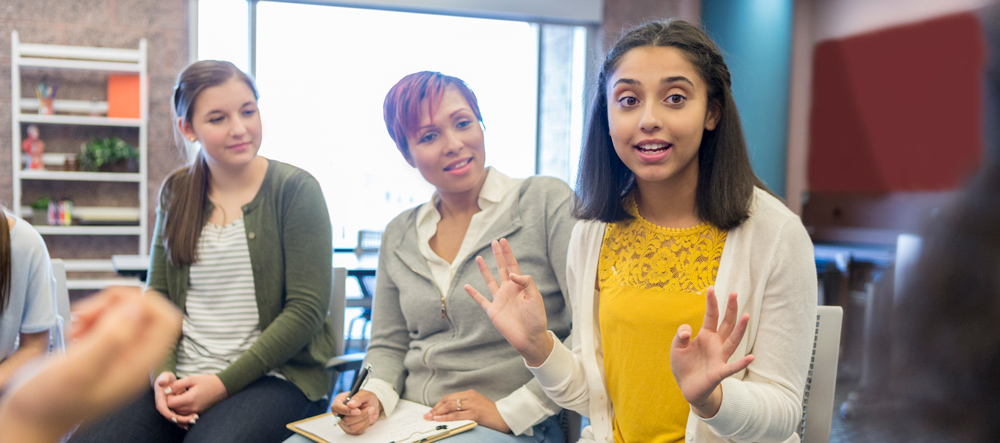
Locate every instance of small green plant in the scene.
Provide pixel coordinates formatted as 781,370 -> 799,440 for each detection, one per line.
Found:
78,136 -> 139,171
30,196 -> 51,210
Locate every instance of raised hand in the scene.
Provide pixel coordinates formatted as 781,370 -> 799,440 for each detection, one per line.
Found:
0,286 -> 181,442
670,288 -> 754,418
465,239 -> 553,367
331,389 -> 381,435
425,389 -> 510,434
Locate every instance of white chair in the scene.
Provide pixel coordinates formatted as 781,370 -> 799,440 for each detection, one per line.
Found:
49,258 -> 70,352
328,268 -> 348,356
797,306 -> 844,443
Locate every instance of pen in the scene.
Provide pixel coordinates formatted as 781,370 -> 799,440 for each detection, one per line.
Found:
337,363 -> 372,419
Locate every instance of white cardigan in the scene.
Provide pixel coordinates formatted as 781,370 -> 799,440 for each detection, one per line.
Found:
530,188 -> 817,443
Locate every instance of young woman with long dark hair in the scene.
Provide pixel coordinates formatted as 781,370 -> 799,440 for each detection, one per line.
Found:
469,20 -> 817,443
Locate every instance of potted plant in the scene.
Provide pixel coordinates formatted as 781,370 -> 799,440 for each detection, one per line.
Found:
30,196 -> 51,226
78,136 -> 139,172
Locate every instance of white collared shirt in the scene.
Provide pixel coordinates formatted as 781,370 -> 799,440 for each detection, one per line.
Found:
415,167 -> 522,297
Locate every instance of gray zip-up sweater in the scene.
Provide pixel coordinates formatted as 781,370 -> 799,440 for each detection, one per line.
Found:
364,175 -> 574,434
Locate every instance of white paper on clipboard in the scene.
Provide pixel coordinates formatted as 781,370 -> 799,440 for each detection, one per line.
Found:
288,399 -> 476,443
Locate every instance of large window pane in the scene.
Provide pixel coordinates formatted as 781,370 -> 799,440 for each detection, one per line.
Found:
197,0 -> 249,72
537,24 -> 589,187
196,1 -> 590,247
254,2 -> 538,246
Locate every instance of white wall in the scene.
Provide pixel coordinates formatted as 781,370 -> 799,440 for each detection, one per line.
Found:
814,0 -> 992,42
281,0 -> 604,24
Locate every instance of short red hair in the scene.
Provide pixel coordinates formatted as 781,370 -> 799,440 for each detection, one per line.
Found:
383,71 -> 483,160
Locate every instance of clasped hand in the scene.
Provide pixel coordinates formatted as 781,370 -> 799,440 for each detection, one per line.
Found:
465,239 -> 554,367
154,372 -> 228,429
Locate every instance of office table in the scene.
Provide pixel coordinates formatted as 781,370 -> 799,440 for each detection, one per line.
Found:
333,252 -> 377,308
111,254 -> 150,282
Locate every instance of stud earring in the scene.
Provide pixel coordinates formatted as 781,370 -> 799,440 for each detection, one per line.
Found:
189,137 -> 196,142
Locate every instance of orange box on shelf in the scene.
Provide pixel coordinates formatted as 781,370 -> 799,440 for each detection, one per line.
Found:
107,74 -> 140,118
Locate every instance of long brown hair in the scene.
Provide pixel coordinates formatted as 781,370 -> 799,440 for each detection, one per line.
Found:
573,20 -> 770,230
0,210 -> 10,317
162,60 -> 259,267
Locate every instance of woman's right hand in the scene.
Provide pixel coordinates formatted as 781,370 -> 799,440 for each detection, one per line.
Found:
153,372 -> 197,429
330,389 -> 381,435
465,239 -> 554,367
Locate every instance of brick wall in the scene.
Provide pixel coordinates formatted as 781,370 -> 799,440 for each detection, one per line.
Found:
1,0 -> 189,294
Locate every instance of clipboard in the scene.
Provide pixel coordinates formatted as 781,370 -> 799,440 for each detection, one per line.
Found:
287,399 -> 477,443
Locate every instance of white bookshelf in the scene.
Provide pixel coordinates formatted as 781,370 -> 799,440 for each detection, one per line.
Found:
11,31 -> 149,290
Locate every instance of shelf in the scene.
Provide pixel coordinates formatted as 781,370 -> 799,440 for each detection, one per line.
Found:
35,225 -> 142,236
67,278 -> 143,291
18,57 -> 141,73
18,114 -> 142,127
19,170 -> 141,182
20,206 -> 141,224
17,41 -> 141,62
73,206 -> 141,222
21,98 -> 109,115
62,259 -> 115,272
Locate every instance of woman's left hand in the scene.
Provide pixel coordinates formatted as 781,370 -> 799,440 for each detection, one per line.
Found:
424,389 -> 511,434
670,288 -> 754,418
164,374 -> 228,416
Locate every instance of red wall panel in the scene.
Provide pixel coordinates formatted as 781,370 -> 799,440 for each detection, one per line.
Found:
809,13 -> 985,192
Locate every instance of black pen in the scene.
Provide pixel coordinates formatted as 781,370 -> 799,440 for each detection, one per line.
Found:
337,363 -> 372,419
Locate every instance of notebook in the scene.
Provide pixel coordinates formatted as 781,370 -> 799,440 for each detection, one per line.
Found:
287,399 -> 477,443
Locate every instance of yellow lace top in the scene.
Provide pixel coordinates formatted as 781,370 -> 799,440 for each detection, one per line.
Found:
598,197 -> 727,443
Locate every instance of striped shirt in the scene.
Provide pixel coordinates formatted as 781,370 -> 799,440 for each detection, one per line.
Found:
175,218 -> 262,378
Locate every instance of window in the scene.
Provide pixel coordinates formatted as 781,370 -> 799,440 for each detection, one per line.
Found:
196,0 -> 249,73
197,0 -> 588,247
